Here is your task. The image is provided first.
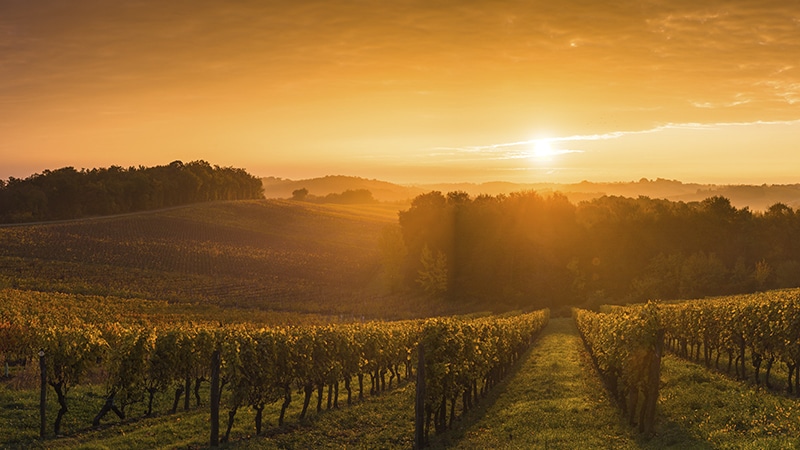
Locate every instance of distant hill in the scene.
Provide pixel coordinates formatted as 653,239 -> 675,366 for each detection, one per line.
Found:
263,176 -> 800,211
262,175 -> 425,203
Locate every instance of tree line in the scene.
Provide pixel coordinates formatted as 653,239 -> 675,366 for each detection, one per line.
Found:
0,160 -> 264,223
391,191 -> 800,311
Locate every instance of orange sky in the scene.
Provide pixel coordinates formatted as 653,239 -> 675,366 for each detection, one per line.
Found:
2,1 -> 799,184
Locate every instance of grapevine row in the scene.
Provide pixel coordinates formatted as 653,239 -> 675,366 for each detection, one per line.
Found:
1,318 -> 419,438
573,303 -> 663,434
660,290 -> 800,394
417,310 -> 549,445
1,292 -> 549,443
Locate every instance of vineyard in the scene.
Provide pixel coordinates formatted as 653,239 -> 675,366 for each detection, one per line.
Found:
0,285 -> 548,447
6,290 -> 800,448
2,200 -> 800,448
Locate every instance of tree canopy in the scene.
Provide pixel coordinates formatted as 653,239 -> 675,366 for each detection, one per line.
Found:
0,160 -> 264,223
395,191 -> 800,311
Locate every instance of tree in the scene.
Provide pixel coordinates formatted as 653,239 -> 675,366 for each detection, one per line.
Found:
292,188 -> 309,201
397,190 -> 800,308
398,191 -> 451,290
754,259 -> 772,289
378,226 -> 407,293
417,245 -> 448,297
679,252 -> 727,298
323,189 -> 376,204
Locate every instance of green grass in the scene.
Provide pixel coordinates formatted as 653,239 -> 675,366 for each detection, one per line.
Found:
1,372 -> 417,450
667,340 -> 797,401
232,384 -> 415,449
657,354 -> 800,449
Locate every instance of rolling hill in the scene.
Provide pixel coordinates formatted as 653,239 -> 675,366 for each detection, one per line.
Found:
262,175 -> 424,203
0,199 -> 435,319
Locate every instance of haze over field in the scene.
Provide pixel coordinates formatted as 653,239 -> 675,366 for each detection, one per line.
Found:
2,1 -> 799,184
263,175 -> 800,211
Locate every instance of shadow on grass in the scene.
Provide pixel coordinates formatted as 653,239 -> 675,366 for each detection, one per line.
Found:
573,322 -> 711,450
637,417 -> 713,450
667,345 -> 800,401
424,334 -> 546,449
224,377 -> 416,448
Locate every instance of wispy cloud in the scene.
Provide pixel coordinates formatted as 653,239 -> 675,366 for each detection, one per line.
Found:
690,93 -> 752,108
434,118 -> 800,158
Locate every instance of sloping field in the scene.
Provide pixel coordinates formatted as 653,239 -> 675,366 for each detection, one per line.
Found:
0,200 -> 423,318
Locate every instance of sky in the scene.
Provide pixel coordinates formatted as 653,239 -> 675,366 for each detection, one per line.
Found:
2,0 -> 799,184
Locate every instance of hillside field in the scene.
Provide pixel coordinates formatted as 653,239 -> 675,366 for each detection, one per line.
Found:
0,199 -> 447,320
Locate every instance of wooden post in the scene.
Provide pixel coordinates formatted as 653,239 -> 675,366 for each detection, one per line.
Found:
39,349 -> 46,439
209,349 -> 221,448
184,376 -> 191,411
414,343 -> 425,449
641,330 -> 664,434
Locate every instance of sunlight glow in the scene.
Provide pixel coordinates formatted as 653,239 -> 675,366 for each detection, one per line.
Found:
531,140 -> 557,162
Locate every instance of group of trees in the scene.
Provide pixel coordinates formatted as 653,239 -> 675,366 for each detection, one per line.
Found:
291,188 -> 377,204
0,161 -> 264,223
392,191 -> 800,309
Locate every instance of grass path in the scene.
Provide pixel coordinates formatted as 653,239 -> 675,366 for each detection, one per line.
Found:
431,317 -> 643,449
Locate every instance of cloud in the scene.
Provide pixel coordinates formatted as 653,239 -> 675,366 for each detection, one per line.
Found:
3,0 -> 799,109
690,98 -> 752,108
760,80 -> 800,105
434,118 -> 800,160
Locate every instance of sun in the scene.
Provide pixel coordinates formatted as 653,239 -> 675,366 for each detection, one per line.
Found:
531,139 -> 557,161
